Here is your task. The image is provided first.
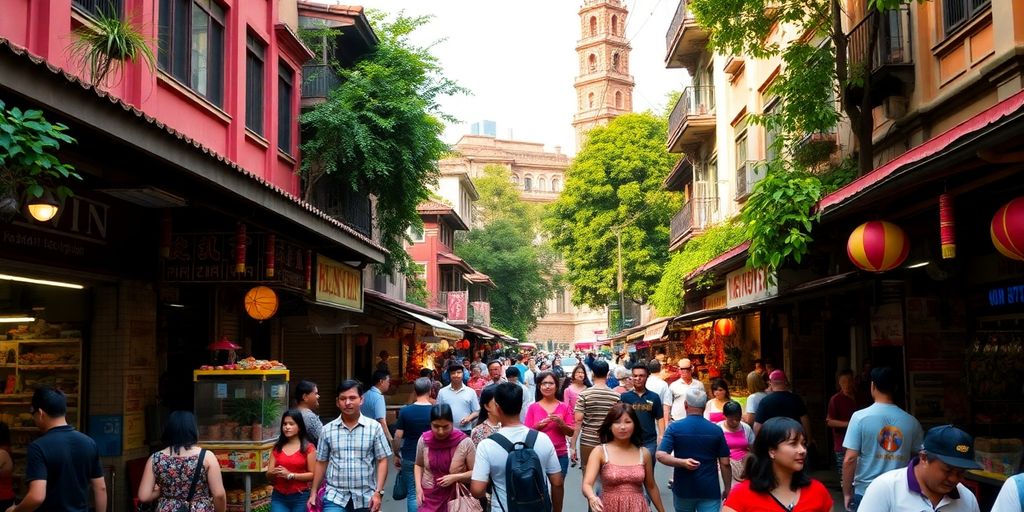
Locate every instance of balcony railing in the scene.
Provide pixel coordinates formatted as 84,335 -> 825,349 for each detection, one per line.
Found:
665,0 -> 689,49
301,64 -> 340,99
735,160 -> 767,200
670,196 -> 717,244
72,0 -> 122,18
848,6 -> 912,76
668,85 -> 715,149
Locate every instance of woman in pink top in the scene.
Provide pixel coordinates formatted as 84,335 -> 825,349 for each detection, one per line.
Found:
704,377 -> 734,423
525,371 -> 575,477
560,363 -> 592,412
717,400 -> 754,489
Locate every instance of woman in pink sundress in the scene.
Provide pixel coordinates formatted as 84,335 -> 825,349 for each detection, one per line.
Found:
582,403 -> 666,512
138,411 -> 227,512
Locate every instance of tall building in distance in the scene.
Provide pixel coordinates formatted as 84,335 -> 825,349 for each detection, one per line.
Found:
469,120 -> 497,137
572,0 -> 635,150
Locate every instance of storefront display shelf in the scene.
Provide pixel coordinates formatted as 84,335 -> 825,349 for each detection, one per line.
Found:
18,365 -> 80,370
15,339 -> 81,345
193,369 -> 289,379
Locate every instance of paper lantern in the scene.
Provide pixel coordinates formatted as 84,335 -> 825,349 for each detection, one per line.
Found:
939,194 -> 956,259
235,223 -> 247,273
354,334 -> 370,346
847,221 -> 909,272
991,197 -> 1024,261
243,286 -> 279,320
713,318 -> 735,337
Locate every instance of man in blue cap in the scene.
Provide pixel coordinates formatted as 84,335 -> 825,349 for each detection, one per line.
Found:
857,425 -> 981,512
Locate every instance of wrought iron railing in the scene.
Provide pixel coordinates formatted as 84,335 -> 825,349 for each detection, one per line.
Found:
665,0 -> 690,49
670,196 -> 717,242
72,0 -> 122,18
847,6 -> 911,77
301,64 -> 340,99
668,85 -> 714,138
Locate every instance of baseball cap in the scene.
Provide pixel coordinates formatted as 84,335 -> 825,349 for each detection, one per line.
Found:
923,425 -> 982,469
768,370 -> 787,382
684,387 -> 708,409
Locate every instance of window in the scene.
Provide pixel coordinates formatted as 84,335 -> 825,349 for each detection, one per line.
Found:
512,174 -> 520,185
158,0 -> 225,106
763,100 -> 780,163
524,176 -> 533,191
73,0 -> 123,19
277,61 -> 294,153
588,54 -> 597,72
246,33 -> 266,135
413,262 -> 427,283
612,53 -> 620,71
615,91 -> 623,109
735,131 -> 748,171
555,289 -> 567,313
943,0 -> 990,35
538,177 -> 547,191
407,225 -> 425,243
589,16 -> 597,36
551,177 -> 560,192
588,92 -> 595,108
611,15 -> 618,35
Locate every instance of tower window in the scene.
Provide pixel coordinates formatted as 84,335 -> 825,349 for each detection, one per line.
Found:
588,53 -> 597,72
588,92 -> 595,108
589,16 -> 597,36
551,178 -> 560,192
612,15 -> 619,35
538,177 -> 546,191
612,53 -> 620,71
615,91 -> 623,109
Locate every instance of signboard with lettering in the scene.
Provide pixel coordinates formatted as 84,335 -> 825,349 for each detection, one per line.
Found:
447,291 -> 468,322
161,232 -> 307,290
470,301 -> 490,327
703,290 -> 727,311
315,255 -> 363,312
726,267 -> 777,308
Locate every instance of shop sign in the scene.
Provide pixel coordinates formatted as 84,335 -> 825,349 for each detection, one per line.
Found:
470,301 -> 490,326
704,291 -> 727,310
162,232 -> 306,290
447,291 -> 468,322
315,255 -> 363,312
0,193 -> 120,271
987,283 -> 1024,307
726,267 -> 777,308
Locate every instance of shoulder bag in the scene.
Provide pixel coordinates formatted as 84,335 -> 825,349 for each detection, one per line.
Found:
175,449 -> 206,512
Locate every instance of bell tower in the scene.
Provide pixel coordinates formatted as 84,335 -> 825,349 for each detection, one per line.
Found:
572,0 -> 634,150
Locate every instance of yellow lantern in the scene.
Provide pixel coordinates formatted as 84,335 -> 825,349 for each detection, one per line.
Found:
243,286 -> 278,320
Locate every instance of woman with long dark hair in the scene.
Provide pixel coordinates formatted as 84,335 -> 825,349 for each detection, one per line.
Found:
582,404 -> 665,512
524,371 -> 575,476
266,410 -> 315,512
704,378 -> 733,423
293,380 -> 322,445
138,411 -> 227,512
414,404 -> 476,512
717,400 -> 754,490
723,417 -> 832,512
561,363 -> 593,412
470,385 -> 500,446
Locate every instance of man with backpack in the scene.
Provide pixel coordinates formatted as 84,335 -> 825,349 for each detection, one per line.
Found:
470,382 -> 565,512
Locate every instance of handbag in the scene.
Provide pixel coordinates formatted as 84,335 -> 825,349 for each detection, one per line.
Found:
175,449 -> 206,512
448,483 -> 483,512
392,466 -> 408,500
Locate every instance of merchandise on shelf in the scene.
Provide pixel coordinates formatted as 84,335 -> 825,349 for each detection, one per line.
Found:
227,485 -> 273,512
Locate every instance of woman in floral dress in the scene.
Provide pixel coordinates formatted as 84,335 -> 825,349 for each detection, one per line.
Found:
470,385 -> 500,446
138,411 -> 226,512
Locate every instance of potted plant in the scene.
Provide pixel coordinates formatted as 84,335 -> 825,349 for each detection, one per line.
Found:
253,399 -> 282,442
67,7 -> 155,86
0,100 -> 81,220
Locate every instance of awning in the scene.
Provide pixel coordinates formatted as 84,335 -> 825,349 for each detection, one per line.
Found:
479,325 -> 518,343
461,325 -> 494,339
406,311 -> 464,341
637,317 -> 671,342
574,341 -> 595,349
519,342 -> 537,349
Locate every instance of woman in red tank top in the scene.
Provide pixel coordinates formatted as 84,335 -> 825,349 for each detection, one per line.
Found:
267,410 -> 316,512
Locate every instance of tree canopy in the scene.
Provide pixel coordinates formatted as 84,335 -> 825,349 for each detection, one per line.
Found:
545,113 -> 681,307
300,12 -> 466,274
455,165 -> 555,341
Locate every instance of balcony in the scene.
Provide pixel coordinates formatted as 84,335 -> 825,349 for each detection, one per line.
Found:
669,196 -> 717,250
665,0 -> 709,72
846,6 -> 914,108
520,189 -> 560,202
734,160 -> 768,202
72,0 -> 122,18
469,301 -> 491,327
667,86 -> 715,153
301,64 -> 341,107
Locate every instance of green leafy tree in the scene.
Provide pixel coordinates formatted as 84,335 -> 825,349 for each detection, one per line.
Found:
546,113 -> 681,307
455,165 -> 556,340
300,12 -> 466,273
652,220 -> 747,315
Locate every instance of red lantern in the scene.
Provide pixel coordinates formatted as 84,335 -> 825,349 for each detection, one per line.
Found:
458,339 -> 470,350
304,250 -> 312,289
713,318 -> 735,337
939,194 -> 956,259
354,334 -> 370,346
847,221 -> 910,272
235,223 -> 247,273
265,233 -> 276,278
991,197 -> 1024,261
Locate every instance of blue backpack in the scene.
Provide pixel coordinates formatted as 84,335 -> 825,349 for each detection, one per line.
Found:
489,430 -> 552,512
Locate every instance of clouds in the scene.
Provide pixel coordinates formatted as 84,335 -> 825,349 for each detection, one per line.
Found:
353,0 -> 683,155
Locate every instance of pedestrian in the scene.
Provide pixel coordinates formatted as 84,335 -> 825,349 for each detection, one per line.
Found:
505,366 -> 533,422
753,370 -> 813,448
525,371 -> 575,476
393,378 -> 434,512
669,358 -> 706,422
414,404 -> 477,512
525,357 -> 538,391
704,378 -> 734,423
570,359 -> 622,474
137,410 -> 225,512
717,400 -> 754,490
746,359 -> 766,383
552,357 -> 566,380
438,362 -> 480,434
656,388 -> 731,512
361,371 -> 394,447
486,360 -> 505,386
469,382 -> 564,512
612,366 -> 632,394
842,367 -> 923,512
741,372 -> 767,427
294,380 -> 323,445
467,363 -> 489,396
990,473 -> 1024,512
722,417 -> 833,512
857,425 -> 980,512
561,363 -> 593,413
13,387 -> 108,512
583,403 -> 666,512
0,424 -> 12,511
645,360 -> 673,435
470,385 -> 501,446
826,369 -> 857,483
620,362 -> 664,461
376,351 -> 390,373
267,410 -> 316,512
308,380 -> 392,512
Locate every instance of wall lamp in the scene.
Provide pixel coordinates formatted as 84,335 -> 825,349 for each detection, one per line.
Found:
26,189 -> 60,222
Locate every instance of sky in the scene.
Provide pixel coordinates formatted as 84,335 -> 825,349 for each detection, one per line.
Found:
352,0 -> 685,156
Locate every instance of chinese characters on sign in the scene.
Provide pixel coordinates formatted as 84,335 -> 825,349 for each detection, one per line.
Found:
725,267 -> 777,308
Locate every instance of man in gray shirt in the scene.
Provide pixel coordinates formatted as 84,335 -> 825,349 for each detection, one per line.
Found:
437,362 -> 480,433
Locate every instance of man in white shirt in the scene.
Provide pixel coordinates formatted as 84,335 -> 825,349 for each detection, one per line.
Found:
470,382 -> 564,512
437,362 -> 479,434
668,358 -> 705,421
858,425 -> 981,512
645,359 -> 673,433
505,366 -> 533,422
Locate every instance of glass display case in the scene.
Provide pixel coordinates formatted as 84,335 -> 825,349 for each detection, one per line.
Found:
193,370 -> 289,446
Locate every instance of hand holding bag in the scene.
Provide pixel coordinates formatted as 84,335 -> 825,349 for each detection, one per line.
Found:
174,449 -> 206,512
447,483 -> 483,512
392,467 -> 408,500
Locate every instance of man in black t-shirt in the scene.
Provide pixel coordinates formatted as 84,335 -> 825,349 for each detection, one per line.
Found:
7,387 -> 105,512
753,370 -> 815,448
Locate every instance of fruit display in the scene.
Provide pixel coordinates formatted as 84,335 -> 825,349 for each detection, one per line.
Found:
227,485 -> 272,512
199,357 -> 285,371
